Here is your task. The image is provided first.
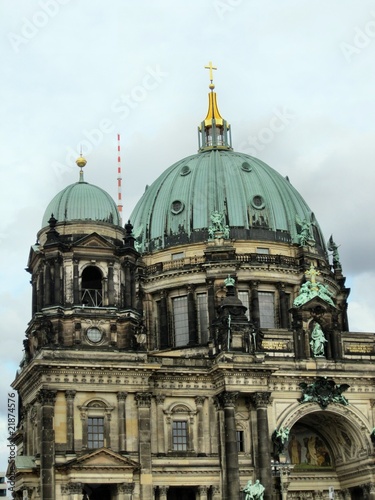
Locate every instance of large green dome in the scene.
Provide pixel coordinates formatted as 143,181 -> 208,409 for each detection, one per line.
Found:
130,149 -> 325,253
130,82 -> 326,254
42,179 -> 121,228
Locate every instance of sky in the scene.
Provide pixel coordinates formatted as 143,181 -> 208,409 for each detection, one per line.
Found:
1,0 -> 375,485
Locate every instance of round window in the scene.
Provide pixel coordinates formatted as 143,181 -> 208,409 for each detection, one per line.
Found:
87,327 -> 102,343
171,200 -> 184,214
180,165 -> 191,176
241,162 -> 252,172
251,195 -> 265,210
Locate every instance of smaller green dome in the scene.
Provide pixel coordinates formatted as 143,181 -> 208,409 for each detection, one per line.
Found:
42,180 -> 121,228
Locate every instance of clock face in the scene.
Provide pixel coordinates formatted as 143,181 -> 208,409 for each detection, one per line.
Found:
86,327 -> 102,343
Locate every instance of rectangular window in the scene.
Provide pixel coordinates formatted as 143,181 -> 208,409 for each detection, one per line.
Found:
256,247 -> 269,254
238,290 -> 250,319
237,430 -> 245,452
0,491 -> 6,497
172,296 -> 189,347
197,293 -> 209,343
259,291 -> 275,328
172,420 -> 188,451
87,417 -> 104,449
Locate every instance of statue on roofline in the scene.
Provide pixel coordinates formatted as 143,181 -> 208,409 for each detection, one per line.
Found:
327,235 -> 342,270
296,214 -> 315,247
208,210 -> 230,239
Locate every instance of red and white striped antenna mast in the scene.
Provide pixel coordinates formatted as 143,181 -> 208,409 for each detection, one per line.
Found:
117,133 -> 123,224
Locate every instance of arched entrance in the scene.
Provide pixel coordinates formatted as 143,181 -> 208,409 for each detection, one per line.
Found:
276,404 -> 373,498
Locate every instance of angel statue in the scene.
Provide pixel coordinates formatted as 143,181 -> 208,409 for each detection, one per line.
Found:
296,215 -> 315,247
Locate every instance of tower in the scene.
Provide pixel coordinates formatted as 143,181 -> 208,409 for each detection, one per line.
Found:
10,68 -> 375,500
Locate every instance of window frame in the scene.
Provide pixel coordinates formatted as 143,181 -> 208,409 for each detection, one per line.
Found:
165,403 -> 196,454
78,399 -> 114,451
258,291 -> 276,328
172,295 -> 190,347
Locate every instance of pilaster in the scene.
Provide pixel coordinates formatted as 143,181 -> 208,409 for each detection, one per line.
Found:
117,391 -> 128,452
37,389 -> 57,500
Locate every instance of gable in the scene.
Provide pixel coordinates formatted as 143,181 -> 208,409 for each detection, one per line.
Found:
60,448 -> 139,471
74,232 -> 115,249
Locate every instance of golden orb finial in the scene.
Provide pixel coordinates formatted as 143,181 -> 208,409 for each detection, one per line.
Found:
76,155 -> 87,169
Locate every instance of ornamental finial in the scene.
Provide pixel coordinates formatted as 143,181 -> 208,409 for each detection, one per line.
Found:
76,153 -> 87,182
204,61 -> 217,90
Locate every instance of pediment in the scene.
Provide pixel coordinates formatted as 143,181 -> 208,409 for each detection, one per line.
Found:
74,232 -> 115,249
61,448 -> 139,470
292,295 -> 336,312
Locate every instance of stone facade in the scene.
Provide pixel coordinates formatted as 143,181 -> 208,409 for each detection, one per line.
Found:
9,87 -> 375,500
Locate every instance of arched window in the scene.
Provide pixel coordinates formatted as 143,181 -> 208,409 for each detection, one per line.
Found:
78,399 -> 114,450
81,266 -> 103,307
165,403 -> 197,454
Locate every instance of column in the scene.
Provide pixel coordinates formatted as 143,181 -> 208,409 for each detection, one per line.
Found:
44,261 -> 52,307
251,392 -> 272,500
159,292 -> 169,349
159,486 -> 168,500
135,392 -> 153,500
117,392 -> 127,452
217,391 -> 239,500
73,260 -> 79,305
198,485 -> 208,499
278,283 -> 289,329
279,466 -> 292,500
117,483 -> 135,500
195,396 -> 206,456
37,271 -> 44,312
206,279 -> 216,328
65,390 -> 76,453
155,395 -> 166,455
68,482 -> 83,500
188,285 -> 198,345
124,261 -> 132,308
341,489 -> 351,500
108,263 -> 115,306
250,281 -> 260,329
32,277 -> 38,315
368,482 -> 375,500
54,257 -> 61,305
37,389 -> 57,500
211,485 -> 221,500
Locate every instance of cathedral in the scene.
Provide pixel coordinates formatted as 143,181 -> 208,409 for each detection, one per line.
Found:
9,65 -> 375,500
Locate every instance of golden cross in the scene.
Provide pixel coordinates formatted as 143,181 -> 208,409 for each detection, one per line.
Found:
205,61 -> 217,82
305,263 -> 320,290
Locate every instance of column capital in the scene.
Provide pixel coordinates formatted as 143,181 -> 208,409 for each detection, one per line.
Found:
37,389 -> 57,406
117,482 -> 135,493
135,392 -> 152,408
216,391 -> 238,409
65,390 -> 76,401
117,391 -> 128,401
155,394 -> 166,405
250,391 -> 272,409
195,396 -> 206,406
